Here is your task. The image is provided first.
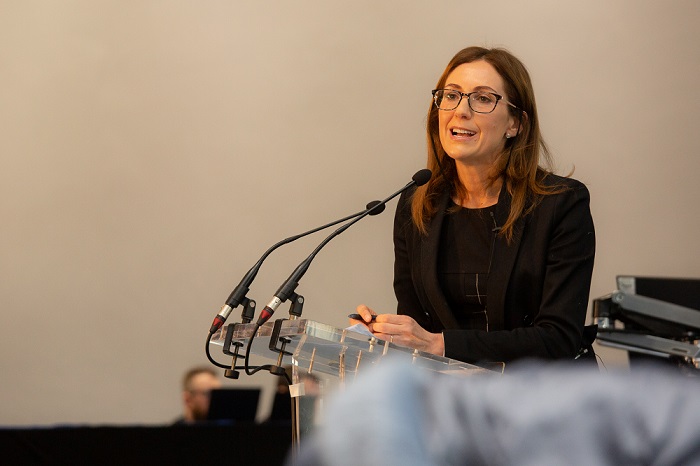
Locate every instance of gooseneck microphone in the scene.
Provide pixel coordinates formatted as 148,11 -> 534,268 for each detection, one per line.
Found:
256,169 -> 432,326
208,200 -> 386,334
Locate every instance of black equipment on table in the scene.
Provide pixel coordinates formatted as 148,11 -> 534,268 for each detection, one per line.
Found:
593,276 -> 700,371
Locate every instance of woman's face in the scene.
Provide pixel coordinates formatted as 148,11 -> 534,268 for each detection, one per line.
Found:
438,60 -> 517,168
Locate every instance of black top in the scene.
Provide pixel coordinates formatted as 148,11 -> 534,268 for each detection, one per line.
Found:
437,203 -> 498,331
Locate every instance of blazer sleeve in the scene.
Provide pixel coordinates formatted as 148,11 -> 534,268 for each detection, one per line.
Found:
392,190 -> 434,331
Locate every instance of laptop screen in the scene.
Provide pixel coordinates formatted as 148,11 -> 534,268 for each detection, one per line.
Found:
206,388 -> 261,422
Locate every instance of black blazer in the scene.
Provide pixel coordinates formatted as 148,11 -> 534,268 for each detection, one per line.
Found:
393,174 -> 595,364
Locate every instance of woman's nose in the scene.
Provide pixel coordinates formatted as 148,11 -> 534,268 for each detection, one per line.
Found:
454,96 -> 473,117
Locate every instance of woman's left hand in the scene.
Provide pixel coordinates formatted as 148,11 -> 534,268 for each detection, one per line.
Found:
369,314 -> 444,357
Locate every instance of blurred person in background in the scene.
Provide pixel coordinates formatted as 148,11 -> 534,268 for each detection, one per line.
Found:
173,366 -> 222,424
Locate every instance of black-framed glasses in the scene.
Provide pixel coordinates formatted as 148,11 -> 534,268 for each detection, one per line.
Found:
431,89 -> 520,113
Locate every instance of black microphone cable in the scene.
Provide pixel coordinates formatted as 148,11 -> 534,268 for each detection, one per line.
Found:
205,200 -> 385,369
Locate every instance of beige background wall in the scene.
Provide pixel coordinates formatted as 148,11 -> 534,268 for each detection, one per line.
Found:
1,1 -> 699,426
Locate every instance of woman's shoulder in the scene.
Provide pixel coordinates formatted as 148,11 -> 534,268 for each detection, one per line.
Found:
532,173 -> 591,219
396,184 -> 417,213
538,172 -> 590,198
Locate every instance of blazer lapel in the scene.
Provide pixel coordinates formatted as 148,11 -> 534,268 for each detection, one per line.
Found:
486,187 -> 524,331
420,191 -> 460,329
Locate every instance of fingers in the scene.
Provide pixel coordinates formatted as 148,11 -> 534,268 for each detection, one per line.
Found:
349,305 -> 377,327
371,316 -> 435,352
370,314 -> 411,334
354,304 -> 377,324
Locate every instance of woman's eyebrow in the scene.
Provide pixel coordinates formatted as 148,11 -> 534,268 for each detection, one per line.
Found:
473,85 -> 498,93
444,83 -> 499,93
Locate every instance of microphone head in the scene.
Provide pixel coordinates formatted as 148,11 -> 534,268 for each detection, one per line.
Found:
412,169 -> 432,186
366,200 -> 386,216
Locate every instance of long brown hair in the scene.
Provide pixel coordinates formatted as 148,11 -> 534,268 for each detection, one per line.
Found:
412,46 -> 562,242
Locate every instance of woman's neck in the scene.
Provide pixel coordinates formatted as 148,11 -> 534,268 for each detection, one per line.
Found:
453,164 -> 503,209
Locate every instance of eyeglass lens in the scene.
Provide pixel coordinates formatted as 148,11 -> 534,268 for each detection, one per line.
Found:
434,90 -> 499,113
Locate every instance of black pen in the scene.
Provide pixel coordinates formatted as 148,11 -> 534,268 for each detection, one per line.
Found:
348,313 -> 377,322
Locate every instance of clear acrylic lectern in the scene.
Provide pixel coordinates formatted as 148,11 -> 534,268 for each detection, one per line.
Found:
209,318 -> 503,450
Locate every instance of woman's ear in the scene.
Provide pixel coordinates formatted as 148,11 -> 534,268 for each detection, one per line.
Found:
508,110 -> 527,137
